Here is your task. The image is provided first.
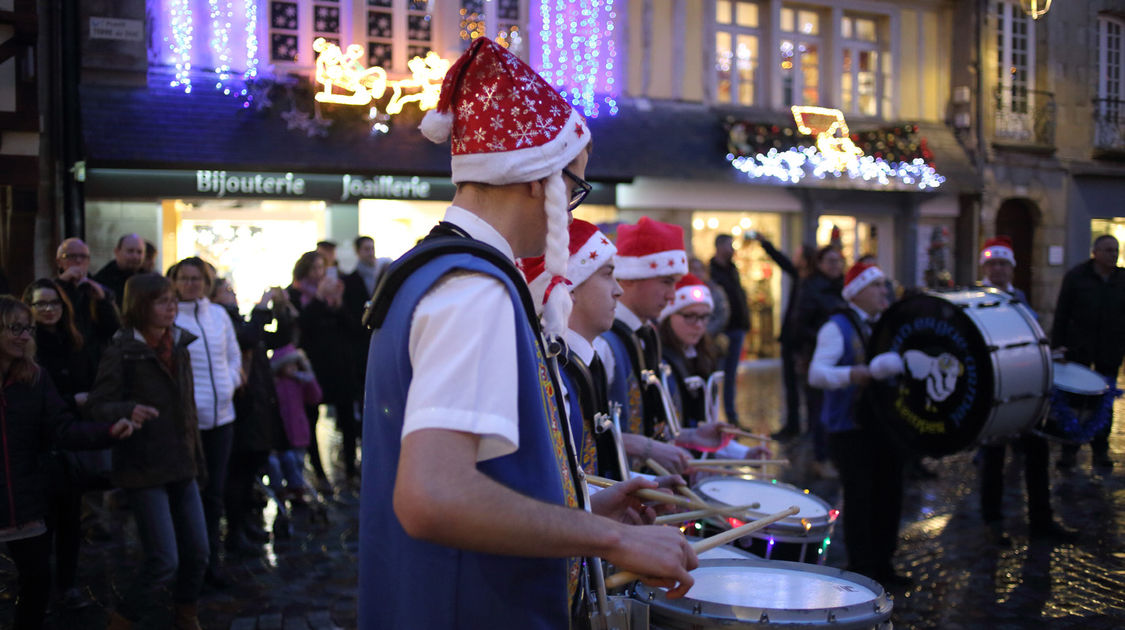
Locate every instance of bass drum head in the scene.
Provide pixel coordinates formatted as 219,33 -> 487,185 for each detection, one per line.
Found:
868,293 -> 996,456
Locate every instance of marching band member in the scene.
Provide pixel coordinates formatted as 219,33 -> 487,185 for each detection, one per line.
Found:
977,237 -> 1076,544
358,38 -> 695,629
808,261 -> 910,587
523,219 -> 627,481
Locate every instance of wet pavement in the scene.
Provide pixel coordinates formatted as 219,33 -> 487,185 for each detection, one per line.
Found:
2,361 -> 1124,629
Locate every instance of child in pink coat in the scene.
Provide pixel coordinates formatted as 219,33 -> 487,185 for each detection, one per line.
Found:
268,344 -> 322,501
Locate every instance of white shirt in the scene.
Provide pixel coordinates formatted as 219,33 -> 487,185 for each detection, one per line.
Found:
402,206 -> 522,462
808,303 -> 874,391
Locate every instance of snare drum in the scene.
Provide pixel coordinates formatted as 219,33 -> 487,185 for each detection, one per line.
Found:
868,288 -> 1052,456
631,559 -> 893,629
692,478 -> 837,565
1036,362 -> 1112,444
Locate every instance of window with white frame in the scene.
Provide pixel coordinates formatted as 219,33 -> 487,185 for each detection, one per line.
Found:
1097,15 -> 1125,121
779,5 -> 822,107
714,0 -> 761,106
264,0 -> 435,72
459,0 -> 524,56
994,0 -> 1034,115
840,13 -> 884,117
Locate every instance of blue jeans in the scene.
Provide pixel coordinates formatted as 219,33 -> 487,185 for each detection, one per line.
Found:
267,449 -> 308,491
722,329 -> 747,424
125,478 -> 209,610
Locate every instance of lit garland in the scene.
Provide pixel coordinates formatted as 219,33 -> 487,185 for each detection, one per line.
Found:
536,0 -> 618,117
728,147 -> 946,190
168,0 -> 193,93
241,0 -> 259,102
208,0 -> 233,95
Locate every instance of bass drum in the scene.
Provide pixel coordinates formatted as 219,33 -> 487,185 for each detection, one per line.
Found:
867,289 -> 1052,457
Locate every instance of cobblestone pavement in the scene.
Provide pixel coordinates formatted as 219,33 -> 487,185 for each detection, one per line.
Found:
2,362 -> 1124,629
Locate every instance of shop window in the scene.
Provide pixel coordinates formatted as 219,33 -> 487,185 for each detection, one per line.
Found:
780,5 -> 821,107
459,0 -> 524,56
714,0 -> 761,106
840,13 -> 886,117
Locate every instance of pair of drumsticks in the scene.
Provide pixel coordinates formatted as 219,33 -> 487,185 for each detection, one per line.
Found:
586,463 -> 800,589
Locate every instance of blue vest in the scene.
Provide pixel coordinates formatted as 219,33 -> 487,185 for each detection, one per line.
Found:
602,324 -> 646,436
359,253 -> 577,630
820,312 -> 867,434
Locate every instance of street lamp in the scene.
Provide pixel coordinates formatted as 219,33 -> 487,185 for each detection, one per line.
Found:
1018,0 -> 1052,20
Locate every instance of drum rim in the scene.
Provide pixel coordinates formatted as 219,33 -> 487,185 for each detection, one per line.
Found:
631,559 -> 893,626
693,477 -> 834,528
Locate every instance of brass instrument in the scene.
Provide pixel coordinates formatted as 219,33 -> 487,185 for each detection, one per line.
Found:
641,367 -> 683,441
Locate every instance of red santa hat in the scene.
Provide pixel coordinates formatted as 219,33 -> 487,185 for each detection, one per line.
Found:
842,261 -> 885,301
979,236 -> 1016,267
613,217 -> 689,280
520,219 -> 617,308
420,37 -> 591,343
658,274 -> 714,322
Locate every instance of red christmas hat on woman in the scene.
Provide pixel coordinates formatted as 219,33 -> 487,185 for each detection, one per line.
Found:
659,274 -> 714,321
979,236 -> 1016,266
842,261 -> 885,301
420,36 -> 591,342
614,217 -> 688,280
520,219 -> 617,310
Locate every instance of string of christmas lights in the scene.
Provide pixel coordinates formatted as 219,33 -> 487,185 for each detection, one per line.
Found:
728,147 -> 946,189
208,0 -> 234,95
168,0 -> 193,93
536,0 -> 619,117
241,0 -> 260,105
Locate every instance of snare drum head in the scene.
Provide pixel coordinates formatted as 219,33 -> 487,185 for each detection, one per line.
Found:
633,559 -> 892,627
868,291 -> 998,456
1053,362 -> 1108,395
693,478 -> 829,524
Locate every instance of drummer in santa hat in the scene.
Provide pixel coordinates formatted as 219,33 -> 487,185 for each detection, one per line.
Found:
979,236 -> 1029,305
808,260 -> 912,587
359,38 -> 695,629
976,236 -> 1078,545
599,217 -> 697,474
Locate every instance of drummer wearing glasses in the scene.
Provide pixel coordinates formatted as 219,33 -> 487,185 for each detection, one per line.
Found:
808,261 -> 912,587
977,237 -> 1077,545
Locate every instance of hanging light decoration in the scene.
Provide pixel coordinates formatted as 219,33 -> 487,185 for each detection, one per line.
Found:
1019,0 -> 1052,20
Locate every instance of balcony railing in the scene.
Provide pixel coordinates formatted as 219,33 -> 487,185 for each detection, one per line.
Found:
1093,98 -> 1125,153
993,86 -> 1055,148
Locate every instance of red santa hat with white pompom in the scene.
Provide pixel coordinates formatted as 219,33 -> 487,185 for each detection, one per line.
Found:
520,219 -> 617,309
979,236 -> 1016,266
419,37 -> 591,343
842,261 -> 885,301
659,274 -> 714,322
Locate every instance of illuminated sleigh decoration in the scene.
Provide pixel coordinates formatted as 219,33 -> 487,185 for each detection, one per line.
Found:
791,106 -> 865,170
312,37 -> 450,116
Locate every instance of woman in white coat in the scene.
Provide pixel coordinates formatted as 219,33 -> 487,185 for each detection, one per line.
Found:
169,257 -> 243,586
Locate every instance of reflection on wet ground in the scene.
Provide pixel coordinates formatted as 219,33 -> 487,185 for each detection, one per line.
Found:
2,362 -> 1123,628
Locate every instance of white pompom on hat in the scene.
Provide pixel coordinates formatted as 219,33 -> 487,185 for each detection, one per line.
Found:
658,274 -> 714,322
979,236 -> 1016,267
842,261 -> 885,301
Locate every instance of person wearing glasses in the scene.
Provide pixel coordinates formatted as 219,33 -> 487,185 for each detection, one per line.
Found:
359,38 -> 695,629
0,295 -> 136,630
54,238 -> 120,363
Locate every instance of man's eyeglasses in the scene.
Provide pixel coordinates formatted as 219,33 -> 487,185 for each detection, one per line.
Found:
30,300 -> 63,311
5,324 -> 36,336
677,312 -> 712,325
563,169 -> 592,212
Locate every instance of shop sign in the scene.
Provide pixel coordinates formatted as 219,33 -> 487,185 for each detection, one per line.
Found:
89,17 -> 145,42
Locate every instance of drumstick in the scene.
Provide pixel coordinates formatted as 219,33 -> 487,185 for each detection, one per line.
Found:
687,458 -> 790,467
718,425 -> 780,444
603,505 -> 801,590
651,502 -> 760,525
585,475 -> 704,509
645,458 -> 711,509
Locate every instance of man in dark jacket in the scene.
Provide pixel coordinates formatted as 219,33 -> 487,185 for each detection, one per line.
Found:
55,238 -> 120,360
709,234 -> 750,425
1051,235 -> 1125,471
93,234 -> 145,309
